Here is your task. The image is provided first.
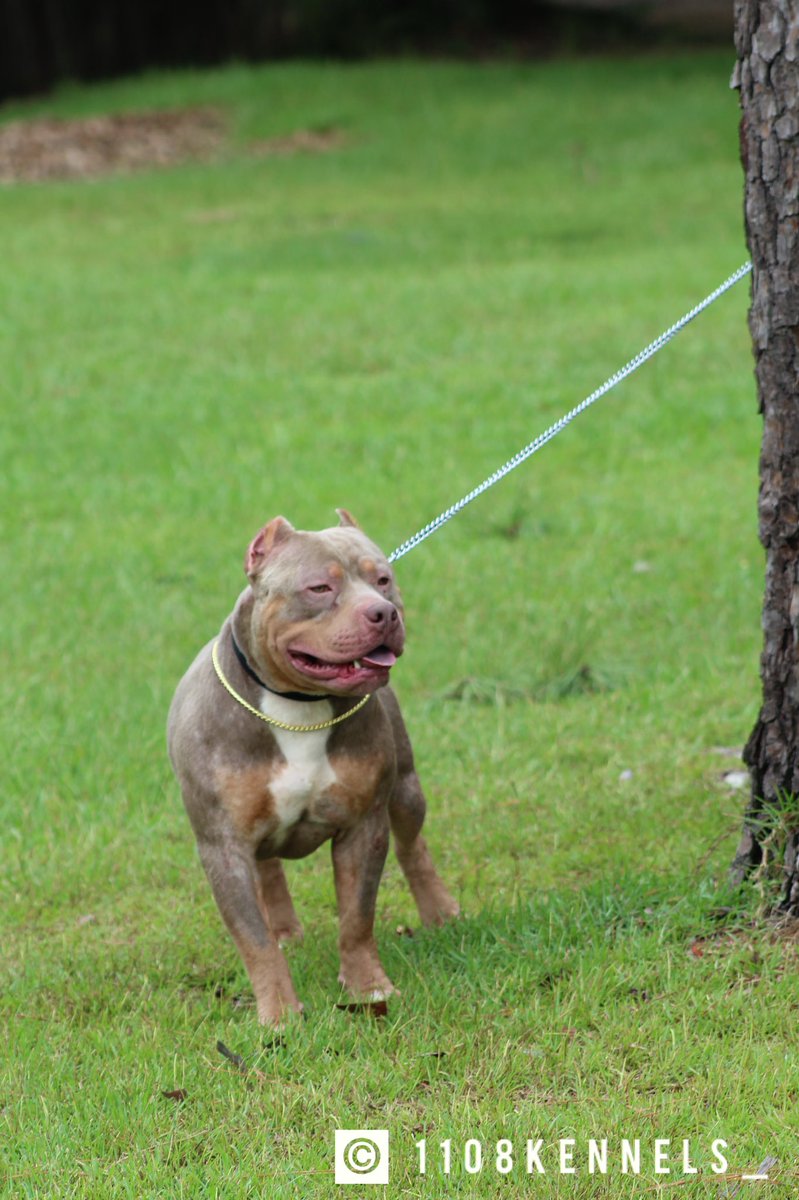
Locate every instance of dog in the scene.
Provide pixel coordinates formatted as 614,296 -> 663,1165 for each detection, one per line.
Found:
167,510 -> 459,1025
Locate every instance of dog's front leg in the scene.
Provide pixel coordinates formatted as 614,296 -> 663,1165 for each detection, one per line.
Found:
332,809 -> 396,1000
198,839 -> 302,1026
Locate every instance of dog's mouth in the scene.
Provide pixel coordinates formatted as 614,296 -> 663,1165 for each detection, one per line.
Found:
287,644 -> 398,688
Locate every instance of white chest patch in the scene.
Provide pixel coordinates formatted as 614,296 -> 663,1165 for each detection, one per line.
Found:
259,693 -> 338,834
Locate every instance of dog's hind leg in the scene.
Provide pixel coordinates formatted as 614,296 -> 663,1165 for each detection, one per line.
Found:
256,857 -> 304,947
332,807 -> 396,999
389,767 -> 460,927
380,687 -> 459,926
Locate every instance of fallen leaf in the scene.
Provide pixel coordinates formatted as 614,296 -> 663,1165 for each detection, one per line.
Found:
162,1088 -> 188,1102
262,1037 -> 286,1051
335,1000 -> 389,1019
217,1040 -> 248,1072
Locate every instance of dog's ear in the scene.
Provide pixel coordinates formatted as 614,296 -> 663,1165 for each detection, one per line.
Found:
245,517 -> 295,580
336,508 -> 361,529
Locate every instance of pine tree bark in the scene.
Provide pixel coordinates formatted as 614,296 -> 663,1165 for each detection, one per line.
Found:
731,0 -> 799,906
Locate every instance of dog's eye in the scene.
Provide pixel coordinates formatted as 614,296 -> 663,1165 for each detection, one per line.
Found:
308,584 -> 333,595
377,575 -> 391,588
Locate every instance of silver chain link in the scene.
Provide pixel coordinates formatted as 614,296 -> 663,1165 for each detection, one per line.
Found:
388,261 -> 753,563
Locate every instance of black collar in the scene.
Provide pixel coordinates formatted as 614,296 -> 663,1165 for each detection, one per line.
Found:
230,633 -> 331,703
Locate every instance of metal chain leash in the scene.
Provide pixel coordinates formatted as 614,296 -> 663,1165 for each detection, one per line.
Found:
388,260 -> 753,563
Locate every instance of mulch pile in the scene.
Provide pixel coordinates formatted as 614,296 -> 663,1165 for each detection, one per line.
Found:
0,107 -> 345,184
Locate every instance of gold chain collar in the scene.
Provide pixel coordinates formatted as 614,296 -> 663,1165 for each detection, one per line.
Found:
211,640 -> 370,732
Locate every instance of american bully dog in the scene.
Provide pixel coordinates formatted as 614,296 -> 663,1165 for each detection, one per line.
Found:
167,511 -> 459,1025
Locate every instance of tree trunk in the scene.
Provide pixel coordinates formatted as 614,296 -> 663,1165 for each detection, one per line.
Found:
731,0 -> 799,907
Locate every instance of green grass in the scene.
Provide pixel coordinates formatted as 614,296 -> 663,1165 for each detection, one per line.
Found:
2,52 -> 791,1197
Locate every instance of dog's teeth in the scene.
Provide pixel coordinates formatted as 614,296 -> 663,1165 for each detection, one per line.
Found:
353,659 -> 362,669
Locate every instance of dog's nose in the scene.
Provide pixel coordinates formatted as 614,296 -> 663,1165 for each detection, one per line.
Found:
365,600 -> 398,627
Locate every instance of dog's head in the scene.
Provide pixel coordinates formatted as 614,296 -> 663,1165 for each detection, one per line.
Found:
244,509 -> 404,697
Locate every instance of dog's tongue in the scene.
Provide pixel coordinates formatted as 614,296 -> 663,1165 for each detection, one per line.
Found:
360,646 -> 397,669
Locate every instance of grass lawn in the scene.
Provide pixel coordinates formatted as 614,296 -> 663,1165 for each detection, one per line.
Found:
2,52 -> 793,1198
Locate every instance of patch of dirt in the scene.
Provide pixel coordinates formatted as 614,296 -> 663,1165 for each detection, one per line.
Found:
248,126 -> 346,158
0,107 -> 347,184
0,107 -> 226,183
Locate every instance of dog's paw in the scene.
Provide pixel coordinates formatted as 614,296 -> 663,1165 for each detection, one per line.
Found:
273,923 -> 304,949
417,889 -> 461,927
254,946 -> 304,1027
257,994 -> 305,1028
338,957 -> 397,1001
364,985 -> 400,1002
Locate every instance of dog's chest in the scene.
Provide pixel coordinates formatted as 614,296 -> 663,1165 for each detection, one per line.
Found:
261,695 -> 338,831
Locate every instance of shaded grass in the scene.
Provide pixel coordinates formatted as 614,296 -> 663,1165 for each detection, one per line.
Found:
5,880 -> 797,1196
1,52 -> 787,1198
